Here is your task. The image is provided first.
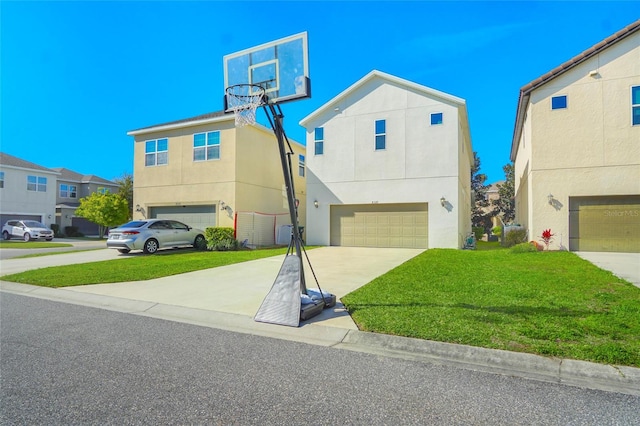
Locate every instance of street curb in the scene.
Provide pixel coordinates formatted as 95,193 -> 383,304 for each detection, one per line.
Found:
2,281 -> 639,396
336,330 -> 640,396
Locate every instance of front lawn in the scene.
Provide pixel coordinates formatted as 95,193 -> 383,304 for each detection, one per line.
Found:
1,247 -> 289,287
342,249 -> 640,367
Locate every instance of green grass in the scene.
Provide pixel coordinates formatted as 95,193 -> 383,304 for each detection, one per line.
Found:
1,247 -> 289,287
342,249 -> 640,367
0,240 -> 73,249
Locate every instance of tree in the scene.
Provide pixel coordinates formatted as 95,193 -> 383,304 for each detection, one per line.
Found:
114,172 -> 134,219
493,163 -> 515,223
75,191 -> 129,238
470,152 -> 494,232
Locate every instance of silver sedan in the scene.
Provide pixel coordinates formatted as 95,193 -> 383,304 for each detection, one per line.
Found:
107,219 -> 207,254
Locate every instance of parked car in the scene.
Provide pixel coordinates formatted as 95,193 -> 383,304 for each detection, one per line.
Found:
2,220 -> 54,241
106,219 -> 207,254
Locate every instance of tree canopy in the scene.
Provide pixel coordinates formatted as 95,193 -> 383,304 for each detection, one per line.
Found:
75,191 -> 129,238
493,163 -> 515,223
470,152 -> 494,231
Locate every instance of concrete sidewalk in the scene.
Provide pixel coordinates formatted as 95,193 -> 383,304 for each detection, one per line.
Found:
1,246 -> 639,396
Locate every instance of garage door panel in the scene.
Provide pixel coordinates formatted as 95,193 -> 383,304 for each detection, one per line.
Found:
330,203 -> 428,249
150,205 -> 217,229
569,196 -> 639,253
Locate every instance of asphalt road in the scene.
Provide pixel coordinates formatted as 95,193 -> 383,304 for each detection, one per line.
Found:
2,293 -> 638,425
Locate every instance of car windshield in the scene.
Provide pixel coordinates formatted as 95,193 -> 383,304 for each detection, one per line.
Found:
23,221 -> 46,228
118,221 -> 148,229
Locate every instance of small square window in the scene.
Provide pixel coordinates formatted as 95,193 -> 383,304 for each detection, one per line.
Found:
430,112 -> 443,125
314,127 -> 324,155
551,95 -> 567,110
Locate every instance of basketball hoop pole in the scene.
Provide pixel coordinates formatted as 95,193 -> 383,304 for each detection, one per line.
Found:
263,102 -> 307,294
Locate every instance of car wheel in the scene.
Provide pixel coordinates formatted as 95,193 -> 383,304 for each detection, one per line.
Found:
23,233 -> 31,242
2,231 -> 10,240
194,234 -> 206,251
143,239 -> 159,254
117,249 -> 131,254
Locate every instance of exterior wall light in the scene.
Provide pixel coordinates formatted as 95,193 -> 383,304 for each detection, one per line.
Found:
440,197 -> 446,207
314,200 -> 319,208
220,201 -> 226,210
547,194 -> 554,205
135,204 -> 142,212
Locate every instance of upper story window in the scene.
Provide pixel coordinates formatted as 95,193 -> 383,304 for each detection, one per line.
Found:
298,154 -> 305,177
375,119 -> 386,150
430,112 -> 443,125
145,138 -> 168,166
59,184 -> 77,198
551,95 -> 567,110
0,171 -> 4,189
632,86 -> 640,126
194,131 -> 220,161
27,175 -> 47,192
314,127 -> 324,155
97,187 -> 108,194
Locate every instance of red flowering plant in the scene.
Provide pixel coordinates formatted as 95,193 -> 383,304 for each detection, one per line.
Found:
539,229 -> 554,250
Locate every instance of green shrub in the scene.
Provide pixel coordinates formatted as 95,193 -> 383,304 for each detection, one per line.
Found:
492,226 -> 502,236
205,227 -> 238,251
50,224 -> 64,237
504,229 -> 527,247
510,242 -> 538,253
472,227 -> 485,240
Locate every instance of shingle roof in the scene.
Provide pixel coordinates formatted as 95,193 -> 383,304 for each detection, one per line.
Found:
0,152 -> 59,174
52,167 -> 116,185
510,19 -> 640,161
128,110 -> 233,135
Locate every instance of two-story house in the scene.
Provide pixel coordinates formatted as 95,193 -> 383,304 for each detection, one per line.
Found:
300,70 -> 473,249
0,152 -> 58,228
52,168 -> 119,235
510,20 -> 640,253
127,111 -> 307,247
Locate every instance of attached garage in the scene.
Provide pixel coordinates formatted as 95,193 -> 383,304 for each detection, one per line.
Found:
569,196 -> 640,253
149,205 -> 217,230
330,203 -> 428,249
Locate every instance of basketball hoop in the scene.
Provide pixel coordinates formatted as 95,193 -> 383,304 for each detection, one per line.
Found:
225,84 -> 266,127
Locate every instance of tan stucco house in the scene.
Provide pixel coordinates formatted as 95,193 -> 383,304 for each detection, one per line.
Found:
510,20 -> 640,252
300,70 -> 473,249
127,111 -> 307,246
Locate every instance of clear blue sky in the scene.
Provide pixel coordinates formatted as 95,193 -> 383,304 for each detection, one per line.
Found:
1,1 -> 637,183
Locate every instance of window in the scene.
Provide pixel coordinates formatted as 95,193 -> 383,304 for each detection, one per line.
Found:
430,112 -> 443,125
97,187 -> 108,194
145,138 -> 168,166
27,175 -> 47,192
298,154 -> 305,177
551,95 -> 567,110
193,131 -> 220,161
375,119 -> 386,150
59,184 -> 77,198
0,171 -> 4,189
632,86 -> 640,126
314,127 -> 324,155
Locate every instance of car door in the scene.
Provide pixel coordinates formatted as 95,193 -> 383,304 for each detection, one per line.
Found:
147,220 -> 176,247
168,220 -> 191,245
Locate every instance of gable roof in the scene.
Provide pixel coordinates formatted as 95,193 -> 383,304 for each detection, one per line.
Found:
299,70 -> 466,126
0,152 -> 59,174
52,167 -> 116,185
510,19 -> 640,161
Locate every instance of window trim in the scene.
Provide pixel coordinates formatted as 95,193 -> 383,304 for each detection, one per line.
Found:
375,119 -> 386,151
298,154 -> 305,177
314,127 -> 324,155
632,85 -> 640,126
145,138 -> 168,167
27,175 -> 47,192
193,131 -> 221,162
551,95 -> 568,110
430,112 -> 443,125
59,184 -> 78,198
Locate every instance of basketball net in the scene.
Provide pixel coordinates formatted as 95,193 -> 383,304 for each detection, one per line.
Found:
225,84 -> 265,127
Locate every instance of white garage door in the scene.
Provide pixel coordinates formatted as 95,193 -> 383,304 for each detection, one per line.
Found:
330,203 -> 428,249
150,205 -> 216,230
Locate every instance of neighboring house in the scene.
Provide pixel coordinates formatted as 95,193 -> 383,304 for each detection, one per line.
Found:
300,70 -> 473,249
127,111 -> 307,247
510,20 -> 640,252
485,181 -> 504,230
52,168 -> 119,235
0,152 -> 58,228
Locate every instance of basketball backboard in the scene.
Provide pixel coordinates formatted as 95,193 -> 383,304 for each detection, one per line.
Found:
223,31 -> 310,109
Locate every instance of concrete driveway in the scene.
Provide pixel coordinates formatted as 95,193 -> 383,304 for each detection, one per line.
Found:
575,252 -> 640,288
